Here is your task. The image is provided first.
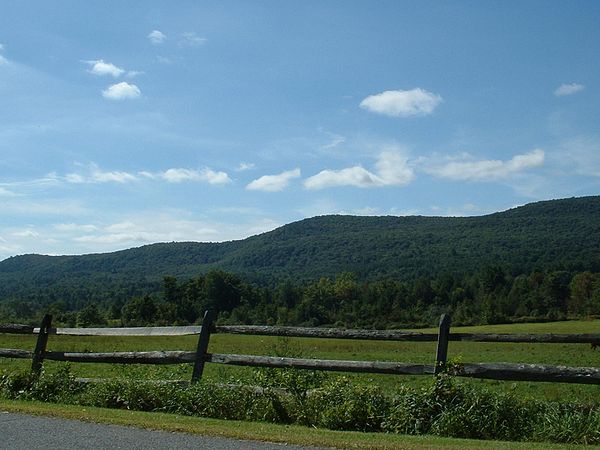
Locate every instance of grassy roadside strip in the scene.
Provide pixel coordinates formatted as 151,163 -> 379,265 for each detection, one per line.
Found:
0,399 -> 592,450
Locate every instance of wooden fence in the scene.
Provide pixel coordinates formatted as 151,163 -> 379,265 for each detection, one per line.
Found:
1,311 -> 600,385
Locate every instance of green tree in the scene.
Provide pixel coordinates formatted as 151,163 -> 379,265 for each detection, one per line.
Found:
77,303 -> 106,327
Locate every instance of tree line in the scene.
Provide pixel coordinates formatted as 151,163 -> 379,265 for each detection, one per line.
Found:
3,268 -> 600,328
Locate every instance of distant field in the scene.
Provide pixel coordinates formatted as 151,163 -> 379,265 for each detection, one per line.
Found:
2,319 -> 600,402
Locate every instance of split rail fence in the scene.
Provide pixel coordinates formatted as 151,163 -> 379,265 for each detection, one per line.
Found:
1,311 -> 600,385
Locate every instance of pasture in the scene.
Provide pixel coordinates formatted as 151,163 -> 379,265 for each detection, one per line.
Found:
2,319 -> 600,403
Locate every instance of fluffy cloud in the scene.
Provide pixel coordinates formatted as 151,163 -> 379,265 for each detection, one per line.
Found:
304,152 -> 414,190
102,82 -> 141,100
148,30 -> 167,44
554,83 -> 585,97
158,168 -> 231,185
360,88 -> 442,117
425,149 -> 545,181
64,166 -> 230,185
85,60 -> 125,77
247,168 -> 301,192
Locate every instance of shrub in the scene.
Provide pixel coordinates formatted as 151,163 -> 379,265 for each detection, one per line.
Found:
533,402 -> 600,445
3,367 -> 600,446
0,365 -> 82,403
304,378 -> 390,431
383,374 -> 535,441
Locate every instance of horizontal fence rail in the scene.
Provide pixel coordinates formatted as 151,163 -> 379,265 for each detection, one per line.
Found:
2,311 -> 600,385
216,325 -> 600,345
0,324 -> 35,334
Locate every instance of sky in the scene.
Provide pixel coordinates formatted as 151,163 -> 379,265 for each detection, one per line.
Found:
1,1 -> 599,260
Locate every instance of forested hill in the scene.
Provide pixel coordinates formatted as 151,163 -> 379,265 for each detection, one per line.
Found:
1,196 -> 599,305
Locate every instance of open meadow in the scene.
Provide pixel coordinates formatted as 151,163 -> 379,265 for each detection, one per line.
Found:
2,319 -> 600,403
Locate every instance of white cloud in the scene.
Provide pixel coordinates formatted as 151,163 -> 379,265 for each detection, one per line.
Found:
304,152 -> 414,190
179,32 -> 207,47
247,168 -> 301,192
125,70 -> 144,78
161,168 -> 200,183
0,44 -> 7,65
360,88 -> 442,117
70,214 -> 233,246
425,149 -> 545,181
62,165 -> 229,185
102,82 -> 141,100
0,199 -> 87,216
0,187 -> 16,197
65,165 -> 137,184
11,229 -> 39,238
556,135 -> 600,177
304,166 -> 380,190
91,168 -> 137,183
321,132 -> 346,150
54,223 -> 98,233
65,173 -> 86,184
236,162 -> 255,172
85,59 -> 125,77
554,83 -> 585,97
148,30 -> 167,44
159,168 -> 231,185
201,168 -> 231,185
375,151 -> 415,185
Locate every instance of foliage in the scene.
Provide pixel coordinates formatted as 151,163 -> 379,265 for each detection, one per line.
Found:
2,367 -> 600,445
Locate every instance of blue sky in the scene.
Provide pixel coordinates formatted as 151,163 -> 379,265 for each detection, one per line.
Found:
1,1 -> 599,260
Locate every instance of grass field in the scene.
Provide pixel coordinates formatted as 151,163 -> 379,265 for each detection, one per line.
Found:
2,319 -> 600,402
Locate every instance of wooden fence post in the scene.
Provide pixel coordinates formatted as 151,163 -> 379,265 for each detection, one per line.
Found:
31,314 -> 52,375
434,313 -> 451,375
191,309 -> 216,383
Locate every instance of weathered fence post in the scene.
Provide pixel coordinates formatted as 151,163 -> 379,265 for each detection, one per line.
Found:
434,313 -> 451,375
31,314 -> 52,375
191,309 -> 216,383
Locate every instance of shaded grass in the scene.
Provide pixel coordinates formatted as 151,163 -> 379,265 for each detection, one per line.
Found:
0,399 -> 593,450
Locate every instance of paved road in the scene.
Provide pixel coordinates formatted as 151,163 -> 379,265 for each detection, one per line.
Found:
0,411 -> 329,450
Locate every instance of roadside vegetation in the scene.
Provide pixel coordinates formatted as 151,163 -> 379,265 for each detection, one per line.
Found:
2,364 -> 600,446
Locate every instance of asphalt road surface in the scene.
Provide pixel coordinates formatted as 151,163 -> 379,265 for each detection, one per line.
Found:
0,411 -> 329,450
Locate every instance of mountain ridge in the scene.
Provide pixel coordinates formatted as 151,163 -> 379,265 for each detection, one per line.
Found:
0,195 -> 599,304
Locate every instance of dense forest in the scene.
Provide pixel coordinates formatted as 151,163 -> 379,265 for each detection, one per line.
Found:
2,268 -> 600,328
1,196 -> 599,327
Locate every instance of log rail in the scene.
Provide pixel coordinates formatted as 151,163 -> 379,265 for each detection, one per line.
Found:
2,312 -> 600,385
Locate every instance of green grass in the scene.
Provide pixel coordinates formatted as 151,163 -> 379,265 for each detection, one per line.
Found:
0,399 -> 594,450
2,319 -> 600,402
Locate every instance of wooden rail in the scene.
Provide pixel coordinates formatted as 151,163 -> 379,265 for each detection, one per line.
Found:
2,312 -> 600,385
216,325 -> 600,344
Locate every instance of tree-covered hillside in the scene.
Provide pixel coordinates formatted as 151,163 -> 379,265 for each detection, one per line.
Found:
0,196 -> 599,308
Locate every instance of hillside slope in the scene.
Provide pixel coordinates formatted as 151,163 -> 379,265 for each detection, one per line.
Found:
0,196 -> 599,304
